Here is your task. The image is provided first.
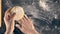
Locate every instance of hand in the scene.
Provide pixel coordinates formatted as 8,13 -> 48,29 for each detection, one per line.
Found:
4,8 -> 15,34
16,15 -> 39,34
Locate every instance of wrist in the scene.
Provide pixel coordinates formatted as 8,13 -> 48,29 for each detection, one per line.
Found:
24,29 -> 39,34
31,29 -> 39,34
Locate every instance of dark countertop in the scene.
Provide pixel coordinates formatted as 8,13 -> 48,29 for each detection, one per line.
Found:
1,0 -> 60,34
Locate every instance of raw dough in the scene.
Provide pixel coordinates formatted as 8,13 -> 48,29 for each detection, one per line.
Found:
10,6 -> 25,20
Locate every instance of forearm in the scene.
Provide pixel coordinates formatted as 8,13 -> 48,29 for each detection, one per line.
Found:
24,29 -> 38,34
31,29 -> 39,34
5,21 -> 14,34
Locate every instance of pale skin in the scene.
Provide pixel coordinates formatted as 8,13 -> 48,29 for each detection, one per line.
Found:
16,15 -> 39,34
4,8 -> 15,34
4,7 -> 39,34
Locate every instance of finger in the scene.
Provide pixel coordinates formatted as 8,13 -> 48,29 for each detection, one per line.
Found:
24,15 -> 35,29
24,15 -> 34,26
15,24 -> 22,30
15,20 -> 22,28
18,17 -> 29,30
16,18 -> 25,29
4,12 -> 16,21
15,24 -> 26,33
22,16 -> 30,25
20,18 -> 26,26
18,15 -> 34,28
22,17 -> 34,29
4,8 -> 15,20
16,15 -> 28,25
24,15 -> 33,24
10,13 -> 16,19
4,8 -> 12,20
5,7 -> 12,16
24,15 -> 30,21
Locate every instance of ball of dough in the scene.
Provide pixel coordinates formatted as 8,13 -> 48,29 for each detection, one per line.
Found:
10,6 -> 25,20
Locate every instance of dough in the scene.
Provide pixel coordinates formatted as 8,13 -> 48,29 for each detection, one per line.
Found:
10,6 -> 25,20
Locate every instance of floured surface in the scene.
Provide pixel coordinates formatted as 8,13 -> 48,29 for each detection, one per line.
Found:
1,0 -> 60,34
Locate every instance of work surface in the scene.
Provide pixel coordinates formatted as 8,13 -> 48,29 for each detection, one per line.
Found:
0,0 -> 60,34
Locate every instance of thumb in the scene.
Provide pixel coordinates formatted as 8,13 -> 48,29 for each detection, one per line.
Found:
15,24 -> 22,30
10,13 -> 16,19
